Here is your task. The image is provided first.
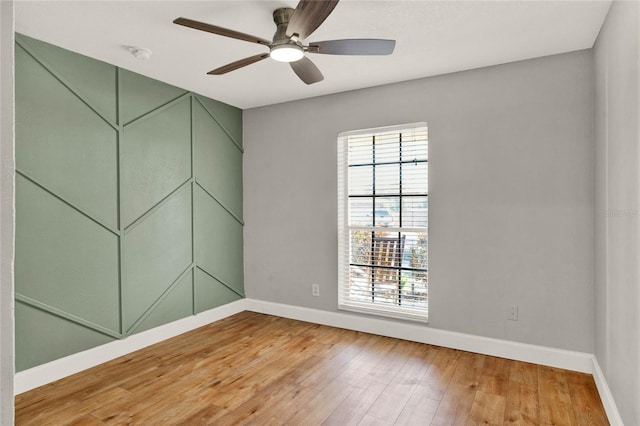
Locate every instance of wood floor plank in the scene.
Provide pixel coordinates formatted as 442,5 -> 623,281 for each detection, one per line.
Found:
322,381 -> 388,426
566,371 -> 609,426
451,351 -> 486,389
467,390 -> 506,426
509,360 -> 538,384
430,350 -> 486,425
15,373 -> 106,414
15,374 -> 121,426
66,415 -> 105,426
15,312 -> 609,426
365,341 -> 433,423
358,413 -> 394,426
503,380 -> 539,425
416,347 -> 460,401
430,382 -> 477,426
344,334 -> 401,378
394,390 -> 439,425
479,356 -> 511,396
364,339 -> 419,386
19,385 -> 126,426
538,366 -> 578,426
212,334 -> 318,410
285,373 -> 358,425
88,354 -> 162,387
176,402 -> 229,426
288,344 -> 357,388
233,385 -> 318,426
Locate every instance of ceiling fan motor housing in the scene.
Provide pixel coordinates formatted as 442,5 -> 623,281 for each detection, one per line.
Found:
272,8 -> 296,41
270,7 -> 305,61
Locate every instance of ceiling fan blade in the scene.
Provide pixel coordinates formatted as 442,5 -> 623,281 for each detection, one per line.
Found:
309,39 -> 396,55
286,0 -> 339,40
174,17 -> 271,46
207,53 -> 270,75
290,56 -> 324,85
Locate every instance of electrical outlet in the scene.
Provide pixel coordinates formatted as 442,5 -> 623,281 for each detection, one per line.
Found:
312,283 -> 320,297
508,305 -> 518,321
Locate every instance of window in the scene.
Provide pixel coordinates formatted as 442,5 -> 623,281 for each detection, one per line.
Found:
338,123 -> 428,322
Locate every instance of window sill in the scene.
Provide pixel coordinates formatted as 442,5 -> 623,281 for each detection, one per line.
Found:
338,302 -> 429,324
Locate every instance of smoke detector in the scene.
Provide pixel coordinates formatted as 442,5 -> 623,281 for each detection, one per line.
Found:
128,47 -> 152,60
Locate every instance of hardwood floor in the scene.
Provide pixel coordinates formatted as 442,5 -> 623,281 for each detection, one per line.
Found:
15,311 -> 609,425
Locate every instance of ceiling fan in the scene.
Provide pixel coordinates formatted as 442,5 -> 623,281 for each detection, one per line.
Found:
173,0 -> 396,85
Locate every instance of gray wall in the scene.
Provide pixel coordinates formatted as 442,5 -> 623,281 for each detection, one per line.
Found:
594,1 -> 640,424
0,0 -> 15,423
244,51 -> 594,353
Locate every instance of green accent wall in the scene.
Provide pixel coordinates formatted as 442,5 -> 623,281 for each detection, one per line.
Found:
14,34 -> 244,371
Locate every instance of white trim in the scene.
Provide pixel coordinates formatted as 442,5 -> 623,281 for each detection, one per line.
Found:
0,0 -> 16,423
245,298 -> 594,373
14,297 -> 623,426
14,299 -> 247,395
337,124 -> 430,323
338,302 -> 428,323
338,122 -> 428,138
591,356 -> 624,425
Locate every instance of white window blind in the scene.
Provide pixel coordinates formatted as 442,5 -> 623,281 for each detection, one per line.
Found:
338,123 -> 428,322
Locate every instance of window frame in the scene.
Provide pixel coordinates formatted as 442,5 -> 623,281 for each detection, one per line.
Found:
337,123 -> 429,323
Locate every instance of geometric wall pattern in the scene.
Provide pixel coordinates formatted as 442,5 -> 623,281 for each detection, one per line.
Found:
14,34 -> 244,371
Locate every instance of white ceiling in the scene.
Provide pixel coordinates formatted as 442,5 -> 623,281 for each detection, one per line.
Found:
15,0 -> 611,109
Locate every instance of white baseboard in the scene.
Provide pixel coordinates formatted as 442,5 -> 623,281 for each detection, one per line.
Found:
14,299 -> 248,395
245,299 -> 624,424
591,357 -> 624,425
15,297 -> 622,426
244,298 -> 594,373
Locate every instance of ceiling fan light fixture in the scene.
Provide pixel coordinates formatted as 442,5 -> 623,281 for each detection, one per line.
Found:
270,44 -> 304,62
